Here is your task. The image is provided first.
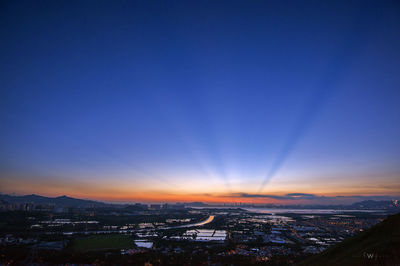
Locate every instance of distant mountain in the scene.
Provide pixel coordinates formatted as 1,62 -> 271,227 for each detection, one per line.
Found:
186,202 -> 209,207
0,194 -> 108,208
238,200 -> 399,210
302,212 -> 400,265
349,200 -> 396,209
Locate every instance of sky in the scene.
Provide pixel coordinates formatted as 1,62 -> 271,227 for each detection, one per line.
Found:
1,0 -> 400,204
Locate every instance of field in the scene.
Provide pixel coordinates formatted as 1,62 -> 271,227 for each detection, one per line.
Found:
71,234 -> 134,252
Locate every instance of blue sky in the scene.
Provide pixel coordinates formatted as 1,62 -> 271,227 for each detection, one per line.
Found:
1,0 -> 399,203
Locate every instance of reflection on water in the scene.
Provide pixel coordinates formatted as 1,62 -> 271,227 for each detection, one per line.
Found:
171,229 -> 227,241
134,240 -> 153,248
246,215 -> 294,224
172,215 -> 215,229
243,208 -> 381,214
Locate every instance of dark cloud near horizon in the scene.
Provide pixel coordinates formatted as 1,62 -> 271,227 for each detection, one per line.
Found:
230,193 -> 319,200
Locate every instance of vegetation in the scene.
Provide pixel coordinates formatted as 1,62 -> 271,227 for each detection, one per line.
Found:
302,213 -> 400,265
70,234 -> 134,252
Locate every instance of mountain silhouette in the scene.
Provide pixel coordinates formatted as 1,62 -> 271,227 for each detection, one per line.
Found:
0,194 -> 107,208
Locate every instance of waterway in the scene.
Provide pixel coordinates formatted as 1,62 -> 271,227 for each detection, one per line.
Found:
172,215 -> 214,228
53,215 -> 216,236
242,208 -> 383,214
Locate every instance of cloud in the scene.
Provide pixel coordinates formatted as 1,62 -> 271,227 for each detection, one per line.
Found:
285,193 -> 318,198
230,193 -> 320,200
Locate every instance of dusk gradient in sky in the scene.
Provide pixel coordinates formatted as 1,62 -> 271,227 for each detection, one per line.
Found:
1,0 -> 400,204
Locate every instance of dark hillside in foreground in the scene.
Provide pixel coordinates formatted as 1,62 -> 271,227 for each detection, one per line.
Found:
302,212 -> 400,266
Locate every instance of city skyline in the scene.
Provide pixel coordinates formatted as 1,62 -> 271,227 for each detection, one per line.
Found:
1,1 -> 400,204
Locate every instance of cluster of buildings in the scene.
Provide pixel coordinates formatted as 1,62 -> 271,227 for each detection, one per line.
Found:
0,200 -> 91,214
148,203 -> 185,210
0,201 -> 53,212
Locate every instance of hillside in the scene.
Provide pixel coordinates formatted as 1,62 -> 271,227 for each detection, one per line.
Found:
302,212 -> 400,266
0,194 -> 107,208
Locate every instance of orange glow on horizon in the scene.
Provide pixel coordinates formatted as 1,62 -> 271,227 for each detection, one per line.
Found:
1,174 -> 399,205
